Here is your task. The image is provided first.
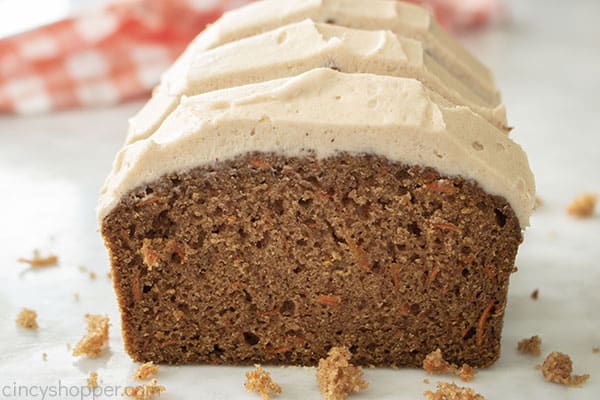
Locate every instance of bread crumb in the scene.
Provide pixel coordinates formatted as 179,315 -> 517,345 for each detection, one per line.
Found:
89,271 -> 97,280
593,347 -> 599,354
73,314 -> 109,358
517,336 -> 542,356
423,379 -> 430,384
16,308 -> 38,329
535,197 -> 543,209
541,352 -> 589,386
79,265 -> 87,272
530,289 -> 539,300
125,379 -> 165,399
567,193 -> 597,218
134,362 -> 160,380
422,349 -> 477,382
88,371 -> 98,388
244,364 -> 282,400
107,271 -> 112,280
424,382 -> 485,400
317,346 -> 368,400
18,250 -> 58,268
42,353 -> 47,361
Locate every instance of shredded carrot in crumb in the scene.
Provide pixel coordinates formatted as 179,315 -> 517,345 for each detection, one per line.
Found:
316,295 -> 341,306
18,250 -> 58,268
132,269 -> 142,302
482,265 -> 496,283
391,264 -> 401,289
476,300 -> 495,347
427,266 -> 441,286
399,303 -> 410,316
249,159 -> 271,169
137,195 -> 161,206
343,234 -> 371,272
425,181 -> 458,194
431,222 -> 459,231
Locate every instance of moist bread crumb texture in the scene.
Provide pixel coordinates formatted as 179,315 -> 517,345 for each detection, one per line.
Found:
424,382 -> 485,400
125,379 -> 165,400
72,314 -> 109,358
517,336 -> 541,356
16,308 -> 38,329
244,365 -> 282,400
87,371 -> 98,388
317,346 -> 368,400
423,349 -> 477,382
541,352 -> 590,386
567,193 -> 597,218
102,153 -> 522,367
134,361 -> 160,380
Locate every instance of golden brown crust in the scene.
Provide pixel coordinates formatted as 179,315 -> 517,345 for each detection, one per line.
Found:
317,347 -> 368,400
16,308 -> 38,329
424,382 -> 485,400
567,193 -> 597,218
541,352 -> 589,386
517,336 -> 541,356
244,365 -> 282,400
73,314 -> 109,358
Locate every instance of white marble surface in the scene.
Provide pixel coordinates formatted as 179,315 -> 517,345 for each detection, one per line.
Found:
0,0 -> 599,398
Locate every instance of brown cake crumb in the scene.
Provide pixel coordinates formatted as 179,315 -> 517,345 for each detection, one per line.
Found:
517,336 -> 542,356
530,289 -> 539,300
534,197 -> 543,209
567,193 -> 597,217
88,371 -> 98,388
125,379 -> 165,399
593,347 -> 599,354
423,349 -> 477,382
18,250 -> 58,268
73,314 -> 109,358
244,365 -> 282,400
134,362 -> 160,380
423,379 -> 430,384
317,346 -> 368,400
541,352 -> 590,386
89,271 -> 97,280
424,382 -> 485,400
16,308 -> 38,329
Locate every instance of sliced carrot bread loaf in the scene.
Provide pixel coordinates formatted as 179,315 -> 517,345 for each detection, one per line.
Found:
99,0 -> 535,368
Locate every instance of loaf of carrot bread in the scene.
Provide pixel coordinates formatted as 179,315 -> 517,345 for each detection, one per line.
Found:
99,0 -> 535,368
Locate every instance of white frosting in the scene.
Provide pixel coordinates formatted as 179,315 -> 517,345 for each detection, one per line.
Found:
127,0 -> 500,144
99,69 -> 535,227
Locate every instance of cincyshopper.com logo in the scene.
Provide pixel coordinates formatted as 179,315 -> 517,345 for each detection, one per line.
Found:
1,380 -> 161,399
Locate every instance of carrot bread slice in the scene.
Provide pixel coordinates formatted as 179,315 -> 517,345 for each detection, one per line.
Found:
127,0 -> 502,144
99,67 -> 534,367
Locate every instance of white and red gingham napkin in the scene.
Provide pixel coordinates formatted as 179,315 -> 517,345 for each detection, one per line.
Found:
0,0 -> 505,114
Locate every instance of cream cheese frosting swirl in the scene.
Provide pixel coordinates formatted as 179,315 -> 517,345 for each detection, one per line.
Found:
99,69 -> 535,227
127,0 -> 503,144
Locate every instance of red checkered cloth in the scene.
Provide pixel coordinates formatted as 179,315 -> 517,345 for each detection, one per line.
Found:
0,0 -> 505,114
